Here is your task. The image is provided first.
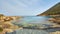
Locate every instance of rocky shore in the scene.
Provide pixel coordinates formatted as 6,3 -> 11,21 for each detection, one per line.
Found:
48,16 -> 60,24
0,14 -> 22,34
50,31 -> 60,34
0,14 -> 60,34
48,16 -> 60,34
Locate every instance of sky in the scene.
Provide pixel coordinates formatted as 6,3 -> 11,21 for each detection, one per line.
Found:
0,0 -> 60,16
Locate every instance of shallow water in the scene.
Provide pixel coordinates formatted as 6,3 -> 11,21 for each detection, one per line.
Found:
16,29 -> 49,34
7,16 -> 59,34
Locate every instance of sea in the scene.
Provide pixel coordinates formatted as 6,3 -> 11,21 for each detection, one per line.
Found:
6,16 -> 59,34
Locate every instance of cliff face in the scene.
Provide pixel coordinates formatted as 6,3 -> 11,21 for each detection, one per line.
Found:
37,2 -> 60,16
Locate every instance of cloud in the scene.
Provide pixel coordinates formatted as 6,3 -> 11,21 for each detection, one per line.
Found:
0,0 -> 60,16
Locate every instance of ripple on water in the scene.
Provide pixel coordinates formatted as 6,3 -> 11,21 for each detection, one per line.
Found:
16,29 -> 49,34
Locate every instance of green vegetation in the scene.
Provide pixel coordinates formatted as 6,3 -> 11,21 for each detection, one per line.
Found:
0,27 -> 3,32
37,2 -> 60,16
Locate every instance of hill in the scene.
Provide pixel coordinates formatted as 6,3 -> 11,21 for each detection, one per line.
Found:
37,2 -> 60,16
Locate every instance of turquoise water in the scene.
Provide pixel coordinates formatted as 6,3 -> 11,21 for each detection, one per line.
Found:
9,16 -> 58,34
14,16 -> 52,24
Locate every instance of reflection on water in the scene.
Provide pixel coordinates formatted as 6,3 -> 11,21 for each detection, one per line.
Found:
7,16 -> 60,34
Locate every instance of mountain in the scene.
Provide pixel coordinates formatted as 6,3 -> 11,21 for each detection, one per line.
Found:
37,2 -> 60,16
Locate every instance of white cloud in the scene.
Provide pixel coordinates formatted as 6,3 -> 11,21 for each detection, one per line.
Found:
0,0 -> 60,16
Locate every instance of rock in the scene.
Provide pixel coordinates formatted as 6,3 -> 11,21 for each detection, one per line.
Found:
50,31 -> 60,34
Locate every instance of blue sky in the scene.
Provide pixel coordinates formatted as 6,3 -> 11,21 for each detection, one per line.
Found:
0,0 -> 60,16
